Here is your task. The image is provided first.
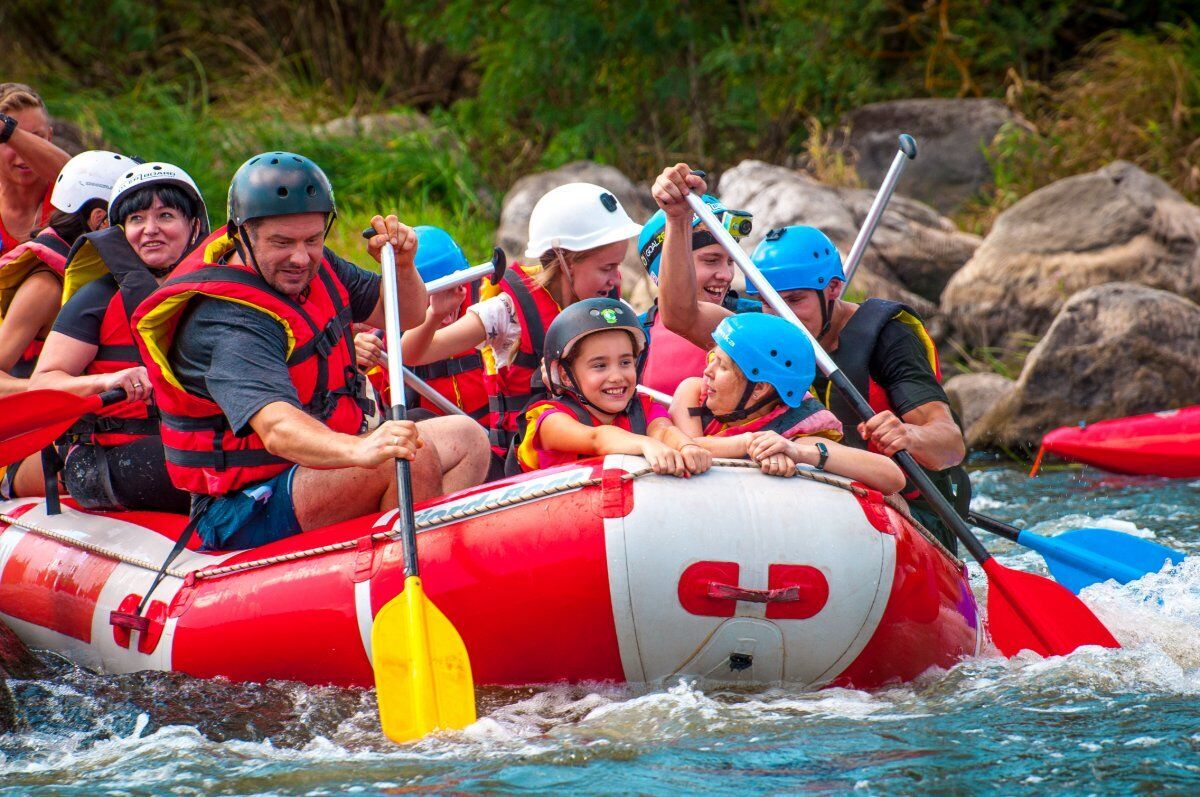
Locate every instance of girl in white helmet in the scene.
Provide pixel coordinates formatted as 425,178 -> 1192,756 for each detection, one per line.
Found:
0,150 -> 136,396
403,182 -> 643,476
4,162 -> 208,510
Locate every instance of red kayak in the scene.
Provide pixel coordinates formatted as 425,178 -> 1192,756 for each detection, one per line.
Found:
1037,406 -> 1200,478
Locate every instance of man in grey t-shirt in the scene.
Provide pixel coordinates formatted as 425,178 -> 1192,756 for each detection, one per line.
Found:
141,153 -> 489,550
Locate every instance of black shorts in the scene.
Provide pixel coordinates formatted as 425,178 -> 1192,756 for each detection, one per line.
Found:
62,438 -> 190,514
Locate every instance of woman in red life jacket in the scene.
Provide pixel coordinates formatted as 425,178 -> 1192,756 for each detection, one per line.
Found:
402,182 -> 644,473
0,150 -> 137,395
354,225 -> 489,423
508,297 -> 710,476
11,162 -> 209,511
0,83 -> 71,256
671,313 -> 905,494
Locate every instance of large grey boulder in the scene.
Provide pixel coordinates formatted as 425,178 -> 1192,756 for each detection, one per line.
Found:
942,161 -> 1200,351
841,98 -> 1019,213
943,372 -> 1015,439
968,283 -> 1200,450
495,161 -> 656,310
716,160 -> 980,314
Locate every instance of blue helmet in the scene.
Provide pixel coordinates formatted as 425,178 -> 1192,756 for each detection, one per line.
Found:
638,194 -> 752,280
712,313 -> 815,408
747,226 -> 844,295
414,225 -> 470,283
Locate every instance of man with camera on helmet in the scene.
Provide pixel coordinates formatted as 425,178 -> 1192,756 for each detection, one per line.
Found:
651,164 -> 968,552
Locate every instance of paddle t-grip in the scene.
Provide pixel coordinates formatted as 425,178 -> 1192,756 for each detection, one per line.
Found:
840,133 -> 917,293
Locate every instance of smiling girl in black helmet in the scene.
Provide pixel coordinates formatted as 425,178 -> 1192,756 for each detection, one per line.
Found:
507,297 -> 709,477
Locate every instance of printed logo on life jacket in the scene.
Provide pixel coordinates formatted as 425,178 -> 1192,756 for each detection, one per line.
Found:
392,466 -> 594,527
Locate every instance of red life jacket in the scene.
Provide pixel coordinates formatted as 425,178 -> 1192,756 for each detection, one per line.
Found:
0,229 -> 70,372
62,227 -> 164,447
700,396 -> 843,441
133,230 -> 366,497
479,264 -> 561,454
506,392 -> 653,475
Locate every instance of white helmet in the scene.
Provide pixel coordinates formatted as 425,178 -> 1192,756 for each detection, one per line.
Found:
50,150 -> 138,213
524,182 -> 643,260
107,161 -> 210,235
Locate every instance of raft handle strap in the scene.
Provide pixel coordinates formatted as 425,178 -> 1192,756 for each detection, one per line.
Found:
110,495 -> 213,631
708,581 -> 802,604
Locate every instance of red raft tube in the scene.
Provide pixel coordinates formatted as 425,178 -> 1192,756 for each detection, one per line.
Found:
0,457 -> 979,691
1035,406 -> 1200,479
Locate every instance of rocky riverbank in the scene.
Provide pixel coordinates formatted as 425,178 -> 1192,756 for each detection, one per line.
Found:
483,99 -> 1200,454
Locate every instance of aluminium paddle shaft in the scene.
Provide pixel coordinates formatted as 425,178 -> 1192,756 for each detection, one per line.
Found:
840,134 -> 917,295
686,192 -> 991,564
377,239 -> 421,578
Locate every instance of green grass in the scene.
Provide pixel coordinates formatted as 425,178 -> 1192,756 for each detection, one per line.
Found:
38,80 -> 499,270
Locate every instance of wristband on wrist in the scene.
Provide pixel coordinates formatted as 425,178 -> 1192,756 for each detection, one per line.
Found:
814,441 -> 829,471
0,114 -> 17,145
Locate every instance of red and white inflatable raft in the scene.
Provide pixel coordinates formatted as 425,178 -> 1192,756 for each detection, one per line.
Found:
0,458 -> 979,690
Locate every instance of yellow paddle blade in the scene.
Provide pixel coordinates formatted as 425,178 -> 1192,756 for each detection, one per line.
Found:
372,576 -> 476,743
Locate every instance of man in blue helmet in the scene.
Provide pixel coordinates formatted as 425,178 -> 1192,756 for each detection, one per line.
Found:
651,164 -> 968,552
636,195 -> 760,396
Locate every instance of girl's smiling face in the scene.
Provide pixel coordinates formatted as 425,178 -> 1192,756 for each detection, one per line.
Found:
559,329 -> 638,416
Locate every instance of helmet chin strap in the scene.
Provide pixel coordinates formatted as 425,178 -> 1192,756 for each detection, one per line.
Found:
697,379 -> 775,424
231,223 -> 266,280
554,249 -> 578,303
814,288 -> 835,341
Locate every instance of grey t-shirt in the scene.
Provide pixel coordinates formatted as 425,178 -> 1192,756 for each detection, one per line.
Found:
169,253 -> 380,436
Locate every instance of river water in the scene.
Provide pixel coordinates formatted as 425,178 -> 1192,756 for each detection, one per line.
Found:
2,463 -> 1198,795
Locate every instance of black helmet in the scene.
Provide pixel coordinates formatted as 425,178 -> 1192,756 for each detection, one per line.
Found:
543,298 -> 646,397
227,152 -> 336,228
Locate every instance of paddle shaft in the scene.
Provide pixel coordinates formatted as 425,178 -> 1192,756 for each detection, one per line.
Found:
378,242 -> 420,578
841,134 -> 917,295
967,511 -> 1020,543
687,193 -> 992,564
404,367 -> 467,417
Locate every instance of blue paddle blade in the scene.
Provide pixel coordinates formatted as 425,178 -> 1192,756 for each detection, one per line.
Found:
1017,527 -> 1185,594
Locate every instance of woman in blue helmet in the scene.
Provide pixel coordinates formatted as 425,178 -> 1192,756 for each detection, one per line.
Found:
671,313 -> 904,493
636,194 -> 760,396
652,164 -> 967,551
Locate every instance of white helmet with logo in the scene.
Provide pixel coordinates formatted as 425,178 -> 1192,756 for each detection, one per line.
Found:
524,182 -> 643,260
50,150 -> 138,213
107,161 -> 209,236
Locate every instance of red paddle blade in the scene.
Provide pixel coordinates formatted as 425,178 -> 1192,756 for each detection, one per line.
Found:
0,389 -> 100,463
983,558 -> 1120,657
